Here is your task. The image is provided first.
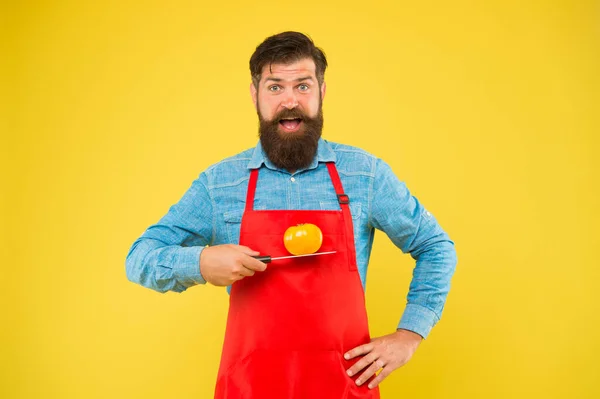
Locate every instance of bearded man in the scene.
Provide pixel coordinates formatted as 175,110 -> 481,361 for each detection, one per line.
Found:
126,31 -> 457,399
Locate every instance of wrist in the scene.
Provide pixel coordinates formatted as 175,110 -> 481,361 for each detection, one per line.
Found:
396,328 -> 424,343
199,245 -> 211,282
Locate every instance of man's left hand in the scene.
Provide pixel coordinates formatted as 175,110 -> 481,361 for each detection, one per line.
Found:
344,329 -> 423,389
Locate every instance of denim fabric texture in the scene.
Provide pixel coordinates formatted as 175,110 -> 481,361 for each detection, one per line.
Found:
126,138 -> 457,338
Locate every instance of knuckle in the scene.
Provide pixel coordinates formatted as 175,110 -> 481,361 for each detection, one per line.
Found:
360,369 -> 373,380
354,361 -> 365,371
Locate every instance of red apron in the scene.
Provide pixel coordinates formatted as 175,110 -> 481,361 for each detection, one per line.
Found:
214,163 -> 380,399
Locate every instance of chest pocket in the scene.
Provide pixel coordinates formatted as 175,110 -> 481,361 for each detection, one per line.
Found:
222,205 -> 269,244
319,201 -> 362,220
223,210 -> 244,244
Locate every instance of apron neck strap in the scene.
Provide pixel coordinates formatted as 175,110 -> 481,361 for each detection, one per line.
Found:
325,162 -> 349,205
246,168 -> 259,212
325,162 -> 357,267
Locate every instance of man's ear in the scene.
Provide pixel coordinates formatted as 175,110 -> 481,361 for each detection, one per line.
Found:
250,83 -> 258,109
321,81 -> 326,101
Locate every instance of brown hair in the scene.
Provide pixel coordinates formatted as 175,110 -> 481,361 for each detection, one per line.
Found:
250,31 -> 328,88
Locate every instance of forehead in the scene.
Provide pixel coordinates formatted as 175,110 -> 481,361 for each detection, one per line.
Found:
260,58 -> 317,83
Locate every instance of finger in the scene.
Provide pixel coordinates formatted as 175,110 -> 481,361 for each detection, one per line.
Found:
344,343 -> 374,360
367,365 -> 393,389
235,245 -> 260,256
347,352 -> 377,377
355,358 -> 385,386
236,265 -> 256,277
242,255 -> 267,272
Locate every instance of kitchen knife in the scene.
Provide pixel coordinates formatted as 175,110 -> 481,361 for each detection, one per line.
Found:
252,251 -> 337,263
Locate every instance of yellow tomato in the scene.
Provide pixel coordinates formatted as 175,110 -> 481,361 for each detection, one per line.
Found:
283,223 -> 323,255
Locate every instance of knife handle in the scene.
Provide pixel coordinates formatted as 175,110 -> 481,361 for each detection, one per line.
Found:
252,255 -> 272,263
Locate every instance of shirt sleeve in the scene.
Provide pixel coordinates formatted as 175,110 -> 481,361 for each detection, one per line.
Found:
125,172 -> 214,293
369,159 -> 457,338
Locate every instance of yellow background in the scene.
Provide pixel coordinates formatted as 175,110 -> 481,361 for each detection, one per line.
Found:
4,0 -> 599,398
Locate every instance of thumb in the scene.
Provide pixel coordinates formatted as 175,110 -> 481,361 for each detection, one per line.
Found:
235,245 -> 260,256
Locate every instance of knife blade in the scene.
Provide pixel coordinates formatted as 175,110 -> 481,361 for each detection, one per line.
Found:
252,251 -> 337,263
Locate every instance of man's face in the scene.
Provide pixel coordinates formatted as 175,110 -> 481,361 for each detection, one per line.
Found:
251,58 -> 326,171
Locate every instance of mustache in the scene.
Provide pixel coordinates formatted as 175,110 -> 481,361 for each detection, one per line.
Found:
269,108 -> 306,122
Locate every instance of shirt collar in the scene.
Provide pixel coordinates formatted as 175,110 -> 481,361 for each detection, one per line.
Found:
247,138 -> 337,172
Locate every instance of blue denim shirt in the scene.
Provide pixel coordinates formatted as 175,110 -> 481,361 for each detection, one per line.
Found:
126,138 -> 457,338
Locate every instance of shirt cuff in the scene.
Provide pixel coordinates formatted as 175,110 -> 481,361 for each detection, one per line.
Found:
173,246 -> 206,285
397,303 -> 440,339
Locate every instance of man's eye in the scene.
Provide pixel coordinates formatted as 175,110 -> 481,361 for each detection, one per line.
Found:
298,84 -> 309,91
269,85 -> 281,92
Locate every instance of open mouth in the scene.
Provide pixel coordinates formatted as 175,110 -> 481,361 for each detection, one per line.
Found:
279,117 -> 303,132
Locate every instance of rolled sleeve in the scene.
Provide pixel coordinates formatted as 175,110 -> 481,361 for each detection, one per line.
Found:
173,246 -> 206,286
398,303 -> 439,339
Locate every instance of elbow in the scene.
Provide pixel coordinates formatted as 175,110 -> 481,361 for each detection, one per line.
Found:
125,241 -> 178,294
125,240 -> 155,287
435,240 -> 457,271
412,232 -> 456,260
125,241 -> 143,285
412,238 -> 458,278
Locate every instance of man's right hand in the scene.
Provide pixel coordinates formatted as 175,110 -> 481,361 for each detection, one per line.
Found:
199,244 -> 267,286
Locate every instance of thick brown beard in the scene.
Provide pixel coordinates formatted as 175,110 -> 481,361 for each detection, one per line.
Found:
258,106 -> 323,171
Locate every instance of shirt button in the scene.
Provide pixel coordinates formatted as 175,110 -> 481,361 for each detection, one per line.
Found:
290,177 -> 296,182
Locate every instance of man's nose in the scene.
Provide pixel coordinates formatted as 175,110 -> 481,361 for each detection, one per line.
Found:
281,92 -> 298,109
